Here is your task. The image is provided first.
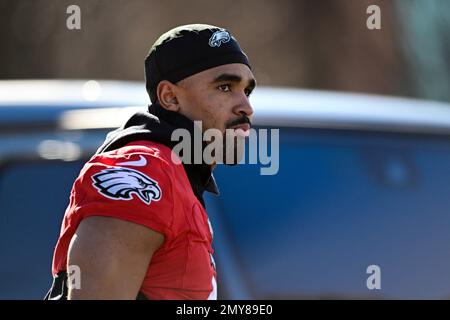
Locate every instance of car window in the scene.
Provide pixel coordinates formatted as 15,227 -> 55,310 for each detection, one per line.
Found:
0,160 -> 85,299
210,128 -> 450,299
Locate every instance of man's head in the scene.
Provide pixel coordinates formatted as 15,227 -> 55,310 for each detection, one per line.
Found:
144,24 -> 256,165
144,24 -> 256,136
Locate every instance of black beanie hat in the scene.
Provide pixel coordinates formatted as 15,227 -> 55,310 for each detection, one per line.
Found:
144,24 -> 251,103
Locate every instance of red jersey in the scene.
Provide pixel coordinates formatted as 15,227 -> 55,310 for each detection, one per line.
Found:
51,140 -> 217,299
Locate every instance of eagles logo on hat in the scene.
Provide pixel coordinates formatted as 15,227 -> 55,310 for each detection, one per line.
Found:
208,30 -> 231,47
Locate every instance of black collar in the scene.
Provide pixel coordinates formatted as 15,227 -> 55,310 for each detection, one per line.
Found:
147,103 -> 220,203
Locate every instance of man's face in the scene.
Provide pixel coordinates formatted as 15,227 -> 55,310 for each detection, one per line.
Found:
175,63 -> 256,135
174,63 -> 256,164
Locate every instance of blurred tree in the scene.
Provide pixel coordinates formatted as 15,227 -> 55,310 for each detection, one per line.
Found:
0,0 -> 448,102
395,0 -> 450,101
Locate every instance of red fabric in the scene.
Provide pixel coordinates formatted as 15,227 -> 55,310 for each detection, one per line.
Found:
51,140 -> 217,299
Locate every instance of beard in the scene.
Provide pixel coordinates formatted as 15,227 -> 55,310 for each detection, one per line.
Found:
222,131 -> 246,165
200,115 -> 251,166
202,129 -> 247,166
222,115 -> 251,165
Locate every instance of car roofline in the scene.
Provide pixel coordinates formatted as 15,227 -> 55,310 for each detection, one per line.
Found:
1,80 -> 450,134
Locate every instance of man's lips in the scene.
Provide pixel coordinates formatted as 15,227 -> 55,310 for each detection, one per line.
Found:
230,123 -> 250,131
229,123 -> 251,137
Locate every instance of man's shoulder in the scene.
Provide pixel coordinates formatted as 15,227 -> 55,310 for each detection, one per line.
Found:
74,140 -> 180,189
64,140 -> 181,245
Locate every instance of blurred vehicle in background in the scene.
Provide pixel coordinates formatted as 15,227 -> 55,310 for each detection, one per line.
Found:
1,80 -> 450,299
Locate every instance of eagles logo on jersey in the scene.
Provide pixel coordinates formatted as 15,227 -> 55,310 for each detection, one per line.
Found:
91,167 -> 162,205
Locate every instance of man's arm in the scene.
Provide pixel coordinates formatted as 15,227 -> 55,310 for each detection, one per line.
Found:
66,216 -> 164,299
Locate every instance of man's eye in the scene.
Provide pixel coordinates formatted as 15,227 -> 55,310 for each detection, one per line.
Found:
245,88 -> 253,97
218,84 -> 231,92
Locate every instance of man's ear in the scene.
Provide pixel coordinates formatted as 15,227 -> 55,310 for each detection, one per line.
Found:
157,80 -> 180,112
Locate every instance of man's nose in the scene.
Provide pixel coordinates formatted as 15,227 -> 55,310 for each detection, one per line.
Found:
233,95 -> 254,118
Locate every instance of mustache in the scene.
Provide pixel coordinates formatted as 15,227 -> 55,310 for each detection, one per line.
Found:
225,115 -> 252,129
